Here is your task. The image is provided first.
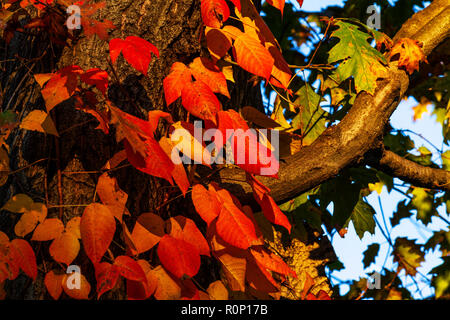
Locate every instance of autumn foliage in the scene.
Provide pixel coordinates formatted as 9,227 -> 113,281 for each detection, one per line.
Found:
0,0 -> 443,301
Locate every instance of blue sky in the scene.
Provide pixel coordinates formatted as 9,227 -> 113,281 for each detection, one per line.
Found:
267,0 -> 449,298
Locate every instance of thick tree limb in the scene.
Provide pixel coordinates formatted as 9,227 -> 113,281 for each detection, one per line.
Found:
369,149 -> 450,192
215,0 -> 450,206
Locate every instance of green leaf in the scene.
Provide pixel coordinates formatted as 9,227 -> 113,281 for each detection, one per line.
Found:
349,197 -> 376,239
291,84 -> 328,145
431,257 -> 450,299
363,243 -> 380,269
327,20 -> 388,94
411,187 -> 435,225
393,237 -> 425,276
442,150 -> 450,171
384,131 -> 415,156
390,200 -> 413,227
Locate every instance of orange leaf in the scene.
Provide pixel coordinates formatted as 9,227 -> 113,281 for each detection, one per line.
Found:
66,217 -> 81,239
246,256 -> 279,293
40,65 -> 83,112
163,62 -> 192,106
201,0 -> 230,28
189,57 -> 230,98
50,232 -> 80,265
233,33 -> 274,81
167,216 -> 210,257
96,172 -> 129,222
152,265 -> 182,300
181,81 -> 222,124
109,36 -> 159,75
157,235 -> 201,279
32,218 -> 64,241
207,280 -> 229,300
266,0 -> 285,15
215,198 -> 263,249
44,270 -> 64,300
389,38 -> 427,74
249,246 -> 296,278
62,272 -> 91,300
191,184 -> 221,226
159,137 -> 190,196
8,239 -> 37,280
131,212 -> 165,254
80,203 -> 116,264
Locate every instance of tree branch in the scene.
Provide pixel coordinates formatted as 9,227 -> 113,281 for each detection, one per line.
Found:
368,149 -> 450,192
214,0 -> 450,206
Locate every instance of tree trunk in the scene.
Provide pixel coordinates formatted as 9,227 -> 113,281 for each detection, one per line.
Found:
1,0 -> 334,299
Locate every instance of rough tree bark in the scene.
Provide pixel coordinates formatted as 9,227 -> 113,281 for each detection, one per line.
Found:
1,0 -> 333,299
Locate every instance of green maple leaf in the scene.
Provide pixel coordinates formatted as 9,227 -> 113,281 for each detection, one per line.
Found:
291,84 -> 328,145
363,243 -> 380,269
328,20 -> 388,94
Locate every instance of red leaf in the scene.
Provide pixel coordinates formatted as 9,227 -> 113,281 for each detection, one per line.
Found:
109,36 -> 159,75
191,184 -> 221,226
157,235 -> 201,279
163,62 -> 192,106
216,201 -> 263,249
249,246 -> 296,278
114,256 -> 147,282
246,256 -> 279,293
233,33 -> 274,81
82,18 -> 116,41
229,0 -> 241,11
189,57 -> 230,98
205,28 -> 232,61
266,0 -> 285,15
80,203 -> 116,264
95,262 -> 120,298
247,174 -> 291,232
126,260 -> 158,300
181,81 -> 222,124
201,0 -> 230,28
8,239 -> 37,280
167,216 -> 210,257
80,68 -> 108,95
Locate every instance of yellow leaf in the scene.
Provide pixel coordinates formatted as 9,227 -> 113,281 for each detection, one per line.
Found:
20,110 -> 59,136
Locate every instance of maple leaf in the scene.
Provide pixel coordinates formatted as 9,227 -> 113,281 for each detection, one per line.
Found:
201,0 -> 230,28
389,38 -> 428,75
394,237 -> 425,276
109,36 -> 159,75
328,20 -> 388,94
